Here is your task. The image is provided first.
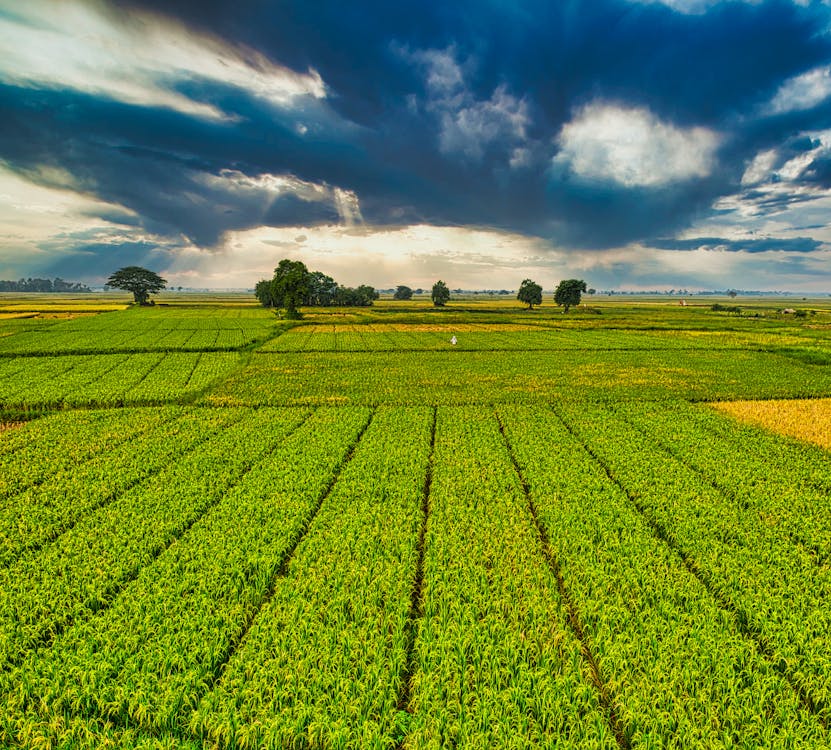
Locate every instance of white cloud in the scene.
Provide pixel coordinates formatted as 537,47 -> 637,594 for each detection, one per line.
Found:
404,47 -> 531,164
333,188 -> 363,227
632,0 -> 763,14
766,66 -> 831,115
0,165 -> 163,278
741,149 -> 779,186
0,0 -> 325,121
555,103 -> 720,187
198,170 -> 331,205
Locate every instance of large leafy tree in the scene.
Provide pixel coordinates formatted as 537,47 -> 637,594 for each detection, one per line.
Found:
554,278 -> 587,313
107,266 -> 167,305
431,280 -> 450,307
517,278 -> 542,309
270,259 -> 310,318
393,285 -> 413,300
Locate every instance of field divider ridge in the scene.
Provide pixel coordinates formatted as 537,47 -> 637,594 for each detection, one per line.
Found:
0,408 -> 315,674
395,405 -> 436,732
551,401 -> 829,727
195,407 -> 376,702
495,409 -> 630,750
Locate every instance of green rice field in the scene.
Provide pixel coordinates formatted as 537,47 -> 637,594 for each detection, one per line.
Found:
1,294 -> 830,749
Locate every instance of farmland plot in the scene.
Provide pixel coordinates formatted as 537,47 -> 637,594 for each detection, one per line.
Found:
0,352 -> 241,410
2,300 -> 831,749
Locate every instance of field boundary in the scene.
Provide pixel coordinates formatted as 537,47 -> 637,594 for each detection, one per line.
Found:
553,406 -> 829,728
396,406 -> 436,730
496,411 -> 630,750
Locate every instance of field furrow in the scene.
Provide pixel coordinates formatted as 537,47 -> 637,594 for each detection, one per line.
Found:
615,400 -> 831,562
499,404 -> 828,747
191,406 -> 430,748
0,407 -> 244,567
0,408 -> 309,669
555,400 -> 831,724
0,407 -> 371,741
404,407 -> 616,749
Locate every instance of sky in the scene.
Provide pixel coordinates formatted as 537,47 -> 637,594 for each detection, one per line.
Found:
3,1 -> 831,291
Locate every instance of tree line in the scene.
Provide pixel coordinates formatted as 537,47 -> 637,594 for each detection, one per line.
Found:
254,261 -> 590,316
0,278 -> 91,293
255,260 -> 379,318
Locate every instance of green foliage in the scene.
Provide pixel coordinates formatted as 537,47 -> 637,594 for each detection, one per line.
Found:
106,266 -> 167,305
502,404 -> 826,744
255,261 -> 378,312
517,278 -> 543,309
431,280 -> 450,307
712,303 -> 742,313
394,284 -> 413,300
3,300 -> 831,747
333,284 -> 379,306
271,259 -> 311,318
304,270 -> 339,306
0,352 -> 241,409
559,399 -> 831,728
407,408 -> 615,747
554,278 -> 587,312
0,306 -> 278,355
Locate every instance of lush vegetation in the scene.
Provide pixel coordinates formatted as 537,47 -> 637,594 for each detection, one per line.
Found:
1,293 -> 830,748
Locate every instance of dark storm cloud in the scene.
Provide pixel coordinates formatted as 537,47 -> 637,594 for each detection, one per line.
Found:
650,236 -> 823,253
3,0 -> 831,264
38,240 -> 174,279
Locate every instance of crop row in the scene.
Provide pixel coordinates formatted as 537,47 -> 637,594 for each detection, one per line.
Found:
191,406 -> 429,748
712,397 -> 831,451
0,407 -> 244,567
0,409 -> 165,499
210,349 -> 831,406
555,400 -> 831,724
259,325 -> 802,353
615,400 -> 831,561
0,407 -> 372,745
499,405 -> 825,746
32,307 -> 276,331
0,352 -> 241,409
0,407 -> 310,669
2,404 -> 830,747
0,329 -> 258,355
0,307 -> 280,355
406,407 -> 615,749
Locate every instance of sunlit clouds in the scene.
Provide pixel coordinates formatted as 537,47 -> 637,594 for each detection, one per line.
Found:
0,1 -> 325,121
555,104 -> 720,188
2,0 -> 831,290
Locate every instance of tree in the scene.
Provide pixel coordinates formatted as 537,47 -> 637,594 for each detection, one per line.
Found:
271,259 -> 310,318
517,278 -> 542,309
107,266 -> 167,305
334,284 -> 379,306
431,280 -> 450,307
554,278 -> 587,313
305,271 -> 338,306
394,285 -> 413,300
254,278 -> 277,307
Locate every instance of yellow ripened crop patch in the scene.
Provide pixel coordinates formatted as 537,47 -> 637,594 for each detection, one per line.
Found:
713,398 -> 831,449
